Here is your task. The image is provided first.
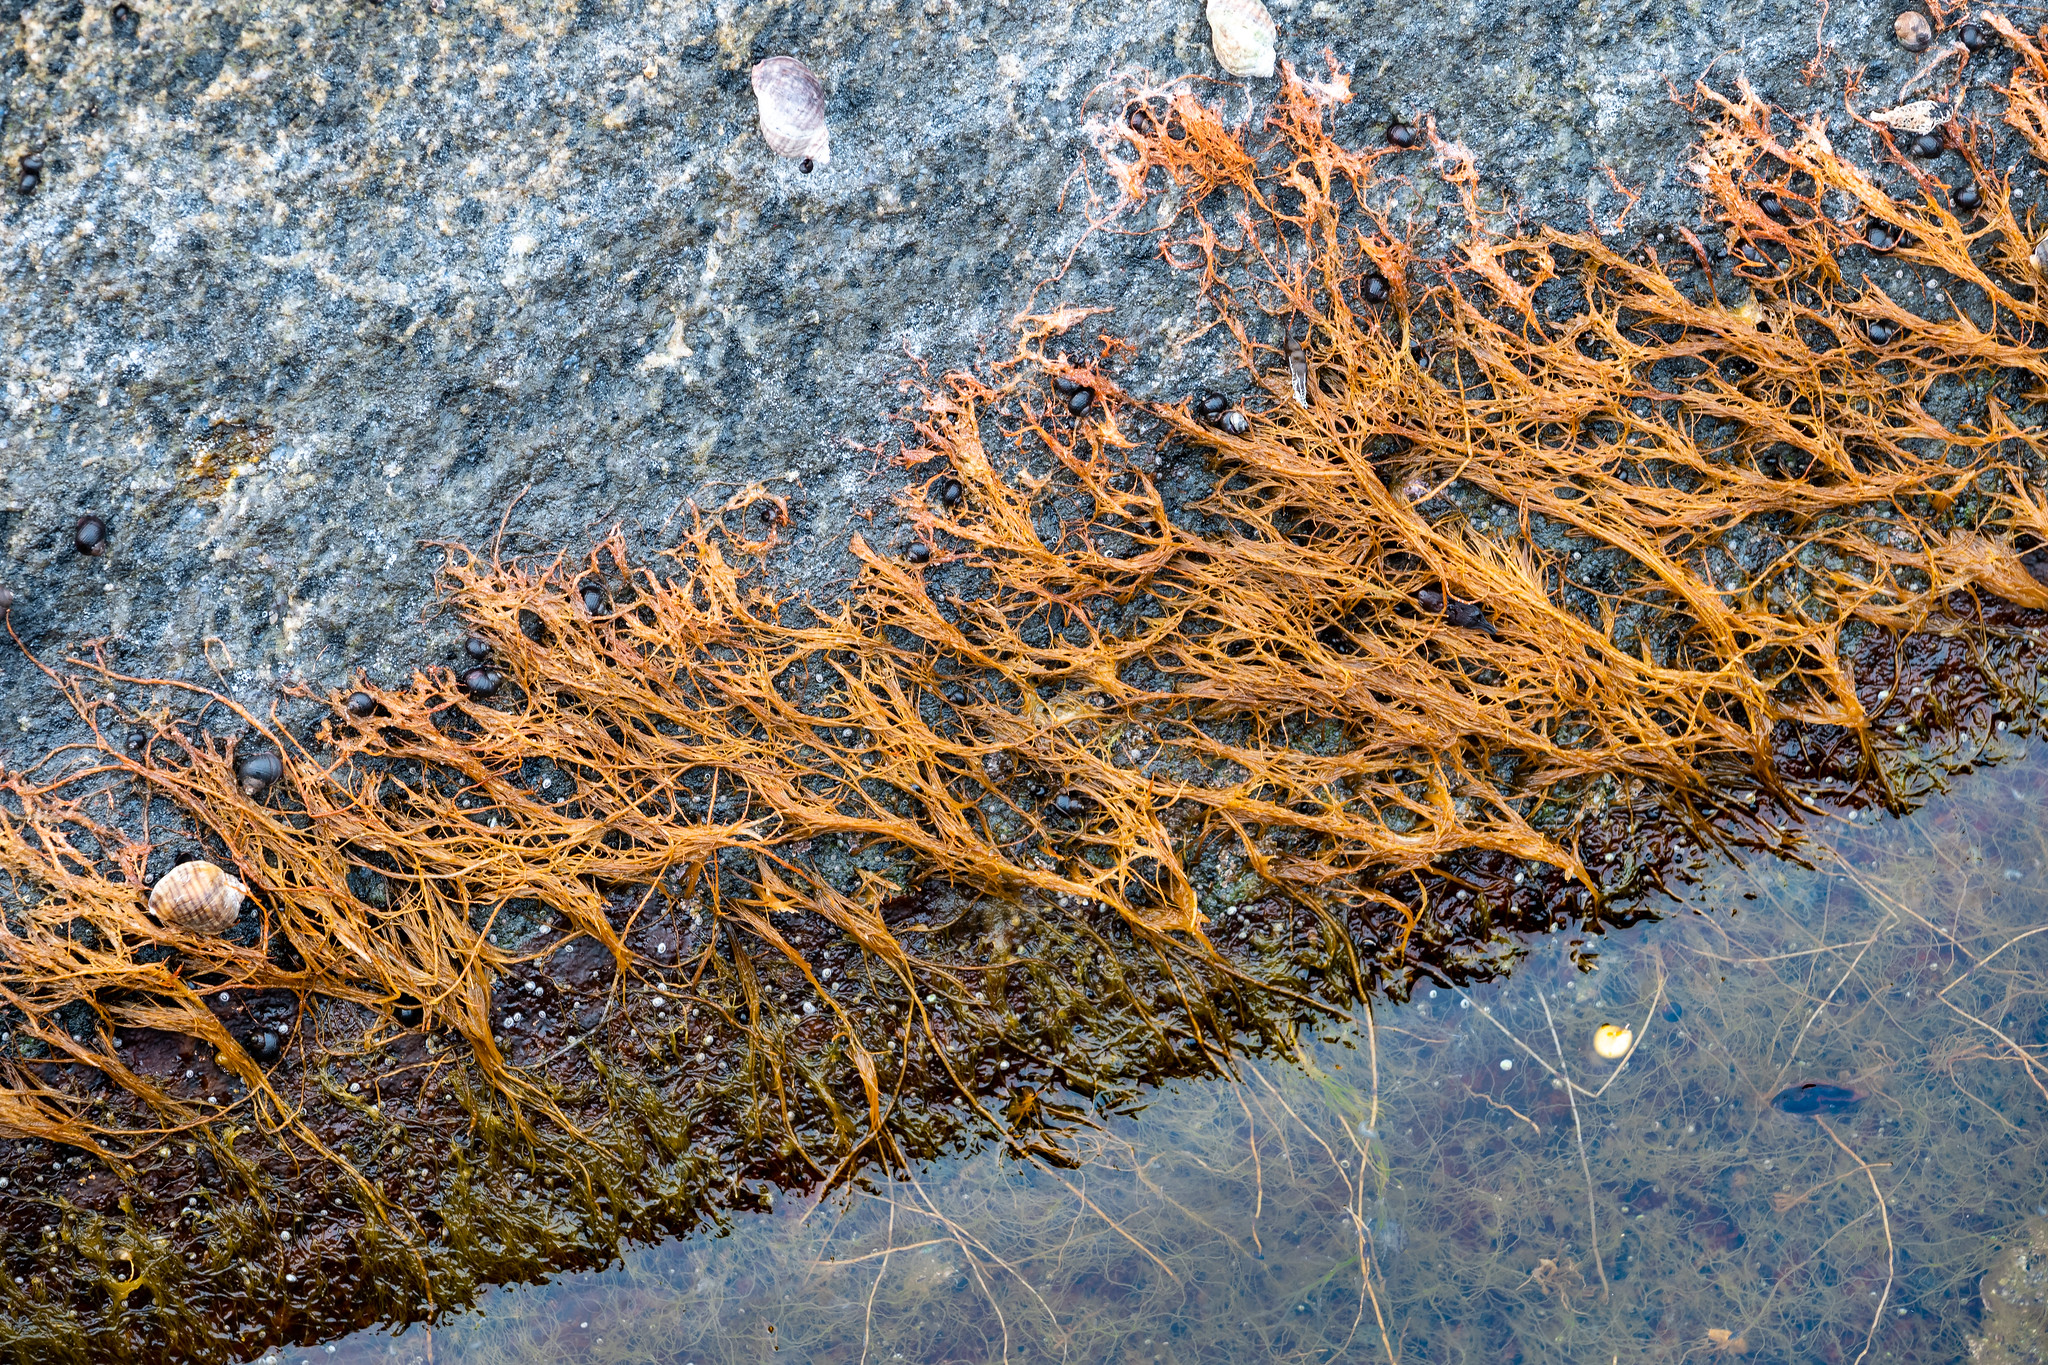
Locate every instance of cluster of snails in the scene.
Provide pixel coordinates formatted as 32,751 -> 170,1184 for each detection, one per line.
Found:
459,635 -> 502,697
1195,391 -> 1250,435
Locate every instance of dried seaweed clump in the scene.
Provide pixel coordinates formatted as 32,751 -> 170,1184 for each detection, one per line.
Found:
4,42 -> 2048,1361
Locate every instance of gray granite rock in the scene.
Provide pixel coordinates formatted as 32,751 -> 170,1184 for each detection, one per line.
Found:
0,0 -> 1951,755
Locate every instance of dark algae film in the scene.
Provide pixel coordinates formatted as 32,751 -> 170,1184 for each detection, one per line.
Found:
13,45 -> 2048,1362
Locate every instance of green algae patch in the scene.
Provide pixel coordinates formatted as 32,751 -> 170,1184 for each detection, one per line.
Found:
8,54 -> 2048,1361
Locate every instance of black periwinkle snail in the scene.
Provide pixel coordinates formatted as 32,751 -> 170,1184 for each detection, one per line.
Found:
937,478 -> 963,507
1362,273 -> 1391,304
236,750 -> 283,798
394,996 -> 424,1028
1387,123 -> 1416,148
1867,319 -> 1903,346
346,690 -> 376,718
1198,391 -> 1229,421
1867,221 -> 1899,252
248,1030 -> 282,1065
73,515 -> 107,556
1067,388 -> 1094,414
1912,132 -> 1943,159
465,636 -> 492,660
1961,20 -> 1989,49
907,543 -> 931,565
18,153 -> 42,197
461,667 -> 502,697
1052,376 -> 1081,397
580,584 -> 606,615
1053,790 -> 1093,817
1758,191 -> 1785,219
1220,410 -> 1249,435
1954,183 -> 1982,211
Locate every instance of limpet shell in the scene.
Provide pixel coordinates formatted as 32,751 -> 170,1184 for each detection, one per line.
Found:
751,56 -> 830,168
149,860 -> 248,936
1208,0 -> 1276,78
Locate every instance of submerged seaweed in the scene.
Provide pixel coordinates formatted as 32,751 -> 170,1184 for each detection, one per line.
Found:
5,49 -> 2048,1361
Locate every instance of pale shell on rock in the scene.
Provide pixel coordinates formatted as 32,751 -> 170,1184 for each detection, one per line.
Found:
751,57 -> 830,168
148,859 -> 248,936
1208,0 -> 1277,78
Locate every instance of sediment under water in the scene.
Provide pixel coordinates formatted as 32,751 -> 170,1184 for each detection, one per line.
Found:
316,742 -> 2048,1364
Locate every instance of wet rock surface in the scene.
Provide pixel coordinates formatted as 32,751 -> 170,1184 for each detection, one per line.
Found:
0,0 -> 1947,758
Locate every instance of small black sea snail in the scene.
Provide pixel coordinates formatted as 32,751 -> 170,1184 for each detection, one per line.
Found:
346,690 -> 377,718
907,543 -> 931,565
248,1030 -> 282,1065
937,478 -> 963,507
461,667 -> 502,697
580,584 -> 606,615
1953,183 -> 1982,212
464,636 -> 492,660
394,996 -> 424,1028
1053,790 -> 1093,817
1387,123 -> 1416,149
73,515 -> 107,556
1912,132 -> 1943,159
236,750 -> 283,798
1362,273 -> 1391,304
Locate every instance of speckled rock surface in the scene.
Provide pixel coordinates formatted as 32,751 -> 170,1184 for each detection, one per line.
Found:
0,0 -> 1955,756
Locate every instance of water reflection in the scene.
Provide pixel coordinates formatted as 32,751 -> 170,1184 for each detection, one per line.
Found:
307,746 -> 2048,1364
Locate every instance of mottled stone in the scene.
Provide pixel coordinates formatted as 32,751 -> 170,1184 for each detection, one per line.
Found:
0,0 -> 1980,764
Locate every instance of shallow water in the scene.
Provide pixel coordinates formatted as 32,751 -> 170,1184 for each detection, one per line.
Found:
300,742 -> 2048,1364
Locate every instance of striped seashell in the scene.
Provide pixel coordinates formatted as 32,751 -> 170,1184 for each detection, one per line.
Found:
751,57 -> 830,168
1208,0 -> 1276,78
148,860 -> 248,936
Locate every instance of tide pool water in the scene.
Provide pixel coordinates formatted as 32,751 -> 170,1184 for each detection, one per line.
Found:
308,744 -> 2048,1364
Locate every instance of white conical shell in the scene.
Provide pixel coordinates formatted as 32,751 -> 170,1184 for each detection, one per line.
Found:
1208,0 -> 1276,78
751,56 -> 830,167
148,860 -> 248,936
